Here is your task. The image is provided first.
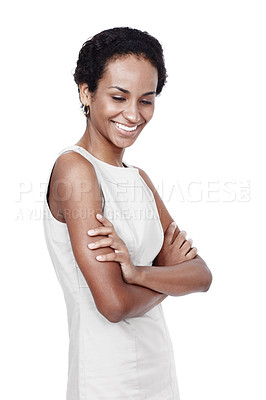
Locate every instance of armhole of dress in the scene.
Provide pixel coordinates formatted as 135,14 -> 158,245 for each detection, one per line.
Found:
46,162 -> 56,209
47,147 -> 105,212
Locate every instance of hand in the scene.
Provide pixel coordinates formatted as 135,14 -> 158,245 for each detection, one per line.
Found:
87,214 -> 137,284
154,221 -> 197,266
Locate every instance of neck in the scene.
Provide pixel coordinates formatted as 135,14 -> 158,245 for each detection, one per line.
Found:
76,125 -> 125,167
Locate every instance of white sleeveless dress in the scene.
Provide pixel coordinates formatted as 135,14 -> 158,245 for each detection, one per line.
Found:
43,145 -> 180,400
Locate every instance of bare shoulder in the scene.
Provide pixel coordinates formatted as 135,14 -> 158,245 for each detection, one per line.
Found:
52,150 -> 96,181
51,151 -> 101,200
48,151 -> 101,222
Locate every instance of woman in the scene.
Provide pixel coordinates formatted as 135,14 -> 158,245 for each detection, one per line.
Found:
43,27 -> 212,400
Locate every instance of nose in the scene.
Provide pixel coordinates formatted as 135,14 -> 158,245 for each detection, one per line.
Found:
122,101 -> 141,124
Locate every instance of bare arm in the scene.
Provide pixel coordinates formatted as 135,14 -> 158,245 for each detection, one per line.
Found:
131,256 -> 212,296
49,152 -> 167,323
90,167 -> 212,297
90,216 -> 212,297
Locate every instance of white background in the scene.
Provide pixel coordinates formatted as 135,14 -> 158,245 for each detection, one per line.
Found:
1,0 -> 265,399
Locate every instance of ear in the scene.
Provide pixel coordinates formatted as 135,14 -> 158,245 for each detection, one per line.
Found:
79,83 -> 92,107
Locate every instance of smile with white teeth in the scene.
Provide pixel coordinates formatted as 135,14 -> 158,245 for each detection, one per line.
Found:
113,121 -> 140,132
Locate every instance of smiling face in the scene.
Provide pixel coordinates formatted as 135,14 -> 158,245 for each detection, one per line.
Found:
79,55 -> 158,149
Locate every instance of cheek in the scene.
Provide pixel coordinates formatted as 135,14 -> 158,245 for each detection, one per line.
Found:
99,102 -> 122,121
144,106 -> 155,122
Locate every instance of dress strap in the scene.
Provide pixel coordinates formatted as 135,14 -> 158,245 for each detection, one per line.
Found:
57,145 -> 102,172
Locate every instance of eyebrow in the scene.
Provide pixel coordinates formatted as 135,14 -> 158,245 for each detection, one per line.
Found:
108,86 -> 156,96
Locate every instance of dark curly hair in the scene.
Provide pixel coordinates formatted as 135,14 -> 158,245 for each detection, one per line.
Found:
73,27 -> 167,97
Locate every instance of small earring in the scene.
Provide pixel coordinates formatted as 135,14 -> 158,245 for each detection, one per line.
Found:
83,105 -> 90,117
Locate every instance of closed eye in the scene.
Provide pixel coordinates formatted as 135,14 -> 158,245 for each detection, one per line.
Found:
112,96 -> 153,105
141,100 -> 153,105
112,96 -> 126,102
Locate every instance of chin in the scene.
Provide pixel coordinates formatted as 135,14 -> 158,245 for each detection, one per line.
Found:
111,133 -> 141,149
113,140 -> 136,150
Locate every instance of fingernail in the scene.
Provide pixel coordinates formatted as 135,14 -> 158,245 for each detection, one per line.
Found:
96,214 -> 102,219
171,221 -> 177,227
88,229 -> 95,235
96,255 -> 104,261
88,243 -> 96,248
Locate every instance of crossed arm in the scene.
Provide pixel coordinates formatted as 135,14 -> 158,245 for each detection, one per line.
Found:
49,152 -> 212,323
89,213 -> 211,297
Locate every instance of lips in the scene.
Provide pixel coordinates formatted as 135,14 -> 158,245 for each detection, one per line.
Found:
112,121 -> 141,133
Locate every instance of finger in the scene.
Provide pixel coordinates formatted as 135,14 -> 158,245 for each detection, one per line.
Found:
96,252 -> 117,262
96,213 -> 113,227
181,239 -> 192,254
171,222 -> 180,244
96,250 -> 128,263
88,226 -> 113,236
94,214 -> 120,239
114,249 -> 128,262
89,237 -> 123,251
186,247 -> 197,259
164,221 -> 179,245
187,238 -> 193,247
175,230 -> 187,248
88,237 -> 114,250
